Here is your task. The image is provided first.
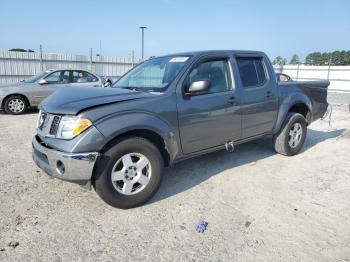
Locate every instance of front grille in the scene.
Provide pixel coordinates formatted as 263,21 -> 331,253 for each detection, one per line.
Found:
49,116 -> 61,135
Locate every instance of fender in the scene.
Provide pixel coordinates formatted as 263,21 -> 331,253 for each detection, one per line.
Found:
94,111 -> 179,163
273,91 -> 312,134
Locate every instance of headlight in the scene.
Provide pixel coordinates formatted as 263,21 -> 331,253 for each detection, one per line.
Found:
36,110 -> 42,128
56,116 -> 92,140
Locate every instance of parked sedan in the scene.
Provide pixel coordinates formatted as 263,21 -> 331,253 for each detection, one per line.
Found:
0,69 -> 108,114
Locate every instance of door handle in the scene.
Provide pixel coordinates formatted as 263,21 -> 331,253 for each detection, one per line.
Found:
266,91 -> 273,98
227,96 -> 237,105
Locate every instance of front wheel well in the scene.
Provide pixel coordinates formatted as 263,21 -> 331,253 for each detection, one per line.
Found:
101,129 -> 170,167
288,103 -> 311,123
2,93 -> 30,108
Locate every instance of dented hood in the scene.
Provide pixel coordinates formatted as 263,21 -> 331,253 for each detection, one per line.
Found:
40,87 -> 154,115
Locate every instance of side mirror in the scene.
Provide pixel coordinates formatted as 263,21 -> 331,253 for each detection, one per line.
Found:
38,79 -> 47,85
276,73 -> 292,82
186,79 -> 210,95
103,78 -> 112,87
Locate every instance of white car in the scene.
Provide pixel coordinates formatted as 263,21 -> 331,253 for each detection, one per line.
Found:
0,69 -> 111,114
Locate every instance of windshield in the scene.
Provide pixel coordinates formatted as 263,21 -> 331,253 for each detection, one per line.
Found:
113,56 -> 190,92
23,71 -> 49,83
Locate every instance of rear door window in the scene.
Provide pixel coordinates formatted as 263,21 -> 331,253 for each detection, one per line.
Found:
236,57 -> 267,88
72,71 -> 98,83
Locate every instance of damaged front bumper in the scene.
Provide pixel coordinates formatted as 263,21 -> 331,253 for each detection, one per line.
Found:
32,135 -> 99,189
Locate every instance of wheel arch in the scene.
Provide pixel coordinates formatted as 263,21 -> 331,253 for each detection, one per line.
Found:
91,127 -> 173,188
288,103 -> 311,122
274,93 -> 312,134
2,93 -> 31,109
101,128 -> 171,167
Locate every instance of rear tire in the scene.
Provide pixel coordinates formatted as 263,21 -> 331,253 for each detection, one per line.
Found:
94,137 -> 164,209
4,95 -> 28,115
273,113 -> 307,156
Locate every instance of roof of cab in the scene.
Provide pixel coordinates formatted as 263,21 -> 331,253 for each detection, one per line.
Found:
154,50 -> 265,58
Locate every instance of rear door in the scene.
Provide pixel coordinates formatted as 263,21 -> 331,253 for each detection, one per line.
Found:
177,55 -> 242,154
234,55 -> 278,138
70,70 -> 101,87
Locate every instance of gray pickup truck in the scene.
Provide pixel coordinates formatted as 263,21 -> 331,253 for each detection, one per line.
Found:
32,50 -> 329,208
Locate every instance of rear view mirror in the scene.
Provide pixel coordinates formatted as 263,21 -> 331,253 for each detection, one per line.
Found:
186,79 -> 210,95
38,79 -> 47,85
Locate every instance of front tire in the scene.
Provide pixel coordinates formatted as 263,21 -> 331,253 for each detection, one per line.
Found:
273,113 -> 307,156
94,137 -> 164,209
4,95 -> 28,115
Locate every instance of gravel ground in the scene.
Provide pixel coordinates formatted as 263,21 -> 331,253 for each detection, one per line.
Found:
0,94 -> 349,262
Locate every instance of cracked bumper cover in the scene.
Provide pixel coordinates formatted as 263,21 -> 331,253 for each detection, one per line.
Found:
32,135 -> 99,186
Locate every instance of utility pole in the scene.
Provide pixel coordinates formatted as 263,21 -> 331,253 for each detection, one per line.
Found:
132,50 -> 135,67
327,53 -> 332,80
39,44 -> 43,71
139,26 -> 147,60
90,48 -> 93,71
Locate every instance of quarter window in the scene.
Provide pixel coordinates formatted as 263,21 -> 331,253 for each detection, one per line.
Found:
236,57 -> 266,88
188,59 -> 231,94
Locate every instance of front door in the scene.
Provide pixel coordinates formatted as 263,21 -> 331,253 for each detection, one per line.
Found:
31,70 -> 70,105
177,57 -> 241,154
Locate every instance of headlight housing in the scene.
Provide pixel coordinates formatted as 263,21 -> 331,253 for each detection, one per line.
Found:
56,116 -> 92,140
36,110 -> 42,128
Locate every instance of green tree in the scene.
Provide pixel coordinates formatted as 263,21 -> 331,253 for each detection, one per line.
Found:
331,51 -> 341,65
290,54 -> 300,64
305,52 -> 324,65
345,51 -> 350,65
9,48 -> 27,52
321,52 -> 331,65
273,56 -> 282,65
305,50 -> 350,65
273,56 -> 287,65
8,48 -> 35,52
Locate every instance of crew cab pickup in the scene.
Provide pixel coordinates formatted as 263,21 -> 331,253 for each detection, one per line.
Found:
32,50 -> 330,208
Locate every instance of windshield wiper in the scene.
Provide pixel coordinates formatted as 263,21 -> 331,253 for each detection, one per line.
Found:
116,86 -> 165,93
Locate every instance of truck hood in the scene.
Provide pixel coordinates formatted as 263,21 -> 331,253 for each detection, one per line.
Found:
40,87 -> 156,115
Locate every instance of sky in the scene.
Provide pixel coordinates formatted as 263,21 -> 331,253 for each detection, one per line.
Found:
0,0 -> 349,62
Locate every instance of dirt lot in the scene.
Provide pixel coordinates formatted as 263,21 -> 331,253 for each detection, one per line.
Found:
0,94 -> 349,262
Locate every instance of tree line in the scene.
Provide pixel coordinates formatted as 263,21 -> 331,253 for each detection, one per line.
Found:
8,48 -> 35,52
273,51 -> 350,66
